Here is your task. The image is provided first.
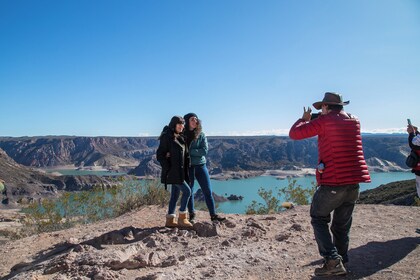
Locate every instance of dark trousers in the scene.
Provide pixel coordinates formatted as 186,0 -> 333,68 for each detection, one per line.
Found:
310,184 -> 359,262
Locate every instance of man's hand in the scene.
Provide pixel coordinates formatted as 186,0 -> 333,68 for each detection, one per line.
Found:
407,125 -> 418,134
302,106 -> 312,121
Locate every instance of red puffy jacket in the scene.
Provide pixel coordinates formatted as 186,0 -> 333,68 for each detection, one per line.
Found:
289,110 -> 371,186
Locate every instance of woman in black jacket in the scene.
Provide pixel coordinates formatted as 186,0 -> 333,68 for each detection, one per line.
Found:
156,116 -> 193,228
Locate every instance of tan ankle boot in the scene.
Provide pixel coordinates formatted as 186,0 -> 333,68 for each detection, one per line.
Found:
165,214 -> 178,228
178,211 -> 193,228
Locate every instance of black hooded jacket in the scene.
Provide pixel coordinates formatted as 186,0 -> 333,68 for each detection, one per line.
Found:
156,126 -> 190,186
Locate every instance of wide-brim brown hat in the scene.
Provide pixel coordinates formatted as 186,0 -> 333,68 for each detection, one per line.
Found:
312,92 -> 350,110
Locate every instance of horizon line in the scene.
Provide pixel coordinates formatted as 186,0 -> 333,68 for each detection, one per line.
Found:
0,130 -> 409,139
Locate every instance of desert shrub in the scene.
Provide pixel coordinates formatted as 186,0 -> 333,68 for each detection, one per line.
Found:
0,229 -> 26,241
113,179 -> 169,216
414,196 -> 420,206
278,179 -> 316,206
246,179 -> 316,215
246,188 -> 282,215
21,179 -> 169,236
23,197 -> 68,234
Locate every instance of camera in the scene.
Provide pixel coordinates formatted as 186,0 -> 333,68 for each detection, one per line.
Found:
311,113 -> 321,120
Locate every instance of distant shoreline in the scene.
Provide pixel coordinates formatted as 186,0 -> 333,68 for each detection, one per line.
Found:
38,165 -> 411,181
209,166 -> 410,181
40,166 -> 124,177
209,168 -> 316,181
43,165 -> 110,172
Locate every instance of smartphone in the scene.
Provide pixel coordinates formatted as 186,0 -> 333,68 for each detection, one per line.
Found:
311,113 -> 320,120
407,119 -> 412,126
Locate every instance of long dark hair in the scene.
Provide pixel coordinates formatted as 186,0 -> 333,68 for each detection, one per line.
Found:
159,116 -> 185,140
184,113 -> 202,140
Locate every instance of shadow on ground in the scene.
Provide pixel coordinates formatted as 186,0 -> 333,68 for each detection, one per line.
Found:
345,237 -> 420,279
307,237 -> 420,279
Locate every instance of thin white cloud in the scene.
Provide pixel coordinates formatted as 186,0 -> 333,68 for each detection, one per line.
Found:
207,129 -> 290,136
138,132 -> 151,137
207,127 -> 407,136
361,127 -> 407,134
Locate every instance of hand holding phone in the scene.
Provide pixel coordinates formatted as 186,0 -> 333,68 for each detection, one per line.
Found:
407,119 -> 417,134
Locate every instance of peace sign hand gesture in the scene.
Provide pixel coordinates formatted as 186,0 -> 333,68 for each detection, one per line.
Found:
302,106 -> 312,121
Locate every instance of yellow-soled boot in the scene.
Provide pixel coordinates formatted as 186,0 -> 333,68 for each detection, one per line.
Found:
178,211 -> 193,228
165,214 -> 178,228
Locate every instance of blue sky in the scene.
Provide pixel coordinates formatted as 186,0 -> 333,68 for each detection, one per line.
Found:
1,0 -> 419,137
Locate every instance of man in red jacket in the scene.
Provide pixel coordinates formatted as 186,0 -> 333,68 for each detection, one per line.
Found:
289,92 -> 371,277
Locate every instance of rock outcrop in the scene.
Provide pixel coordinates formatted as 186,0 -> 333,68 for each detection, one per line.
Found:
128,156 -> 161,178
194,189 -> 228,203
358,179 -> 418,205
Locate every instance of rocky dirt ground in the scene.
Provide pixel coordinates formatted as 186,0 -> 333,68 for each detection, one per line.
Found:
0,204 -> 419,280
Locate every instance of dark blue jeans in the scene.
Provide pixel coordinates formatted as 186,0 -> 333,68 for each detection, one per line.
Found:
187,164 -> 216,216
310,184 -> 359,262
167,181 -> 191,215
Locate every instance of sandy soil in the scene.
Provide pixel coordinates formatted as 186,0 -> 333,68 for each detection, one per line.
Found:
0,204 -> 419,279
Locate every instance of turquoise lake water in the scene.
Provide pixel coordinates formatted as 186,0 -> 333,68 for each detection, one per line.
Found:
45,169 -> 415,215
209,172 -> 414,214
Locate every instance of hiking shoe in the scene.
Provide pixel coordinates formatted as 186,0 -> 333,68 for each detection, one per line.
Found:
189,212 -> 196,224
314,258 -> 347,277
211,214 -> 226,222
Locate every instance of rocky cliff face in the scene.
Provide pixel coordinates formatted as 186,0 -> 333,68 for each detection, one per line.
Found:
206,136 -> 318,173
0,136 -> 157,169
0,134 -> 410,177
